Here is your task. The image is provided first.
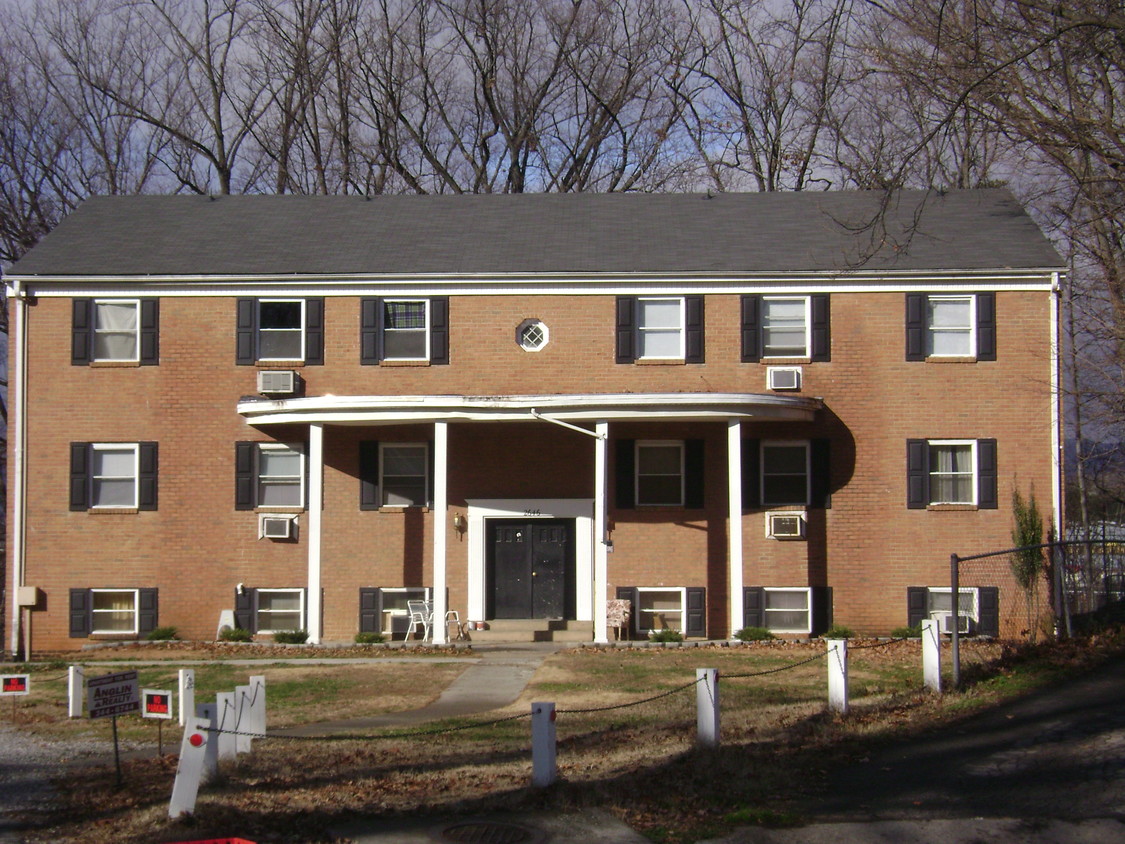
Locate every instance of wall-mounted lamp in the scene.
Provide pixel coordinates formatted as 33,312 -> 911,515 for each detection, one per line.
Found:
452,513 -> 465,532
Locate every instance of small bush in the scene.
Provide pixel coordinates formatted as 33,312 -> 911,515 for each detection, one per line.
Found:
823,623 -> 856,639
354,631 -> 385,644
734,626 -> 777,642
218,627 -> 253,642
273,630 -> 309,644
892,624 -> 923,638
649,628 -> 683,643
145,626 -> 179,641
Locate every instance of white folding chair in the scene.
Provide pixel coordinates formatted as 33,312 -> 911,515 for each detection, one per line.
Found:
405,600 -> 434,641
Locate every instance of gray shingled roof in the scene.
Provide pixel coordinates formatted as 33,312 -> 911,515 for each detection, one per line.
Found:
11,189 -> 1063,277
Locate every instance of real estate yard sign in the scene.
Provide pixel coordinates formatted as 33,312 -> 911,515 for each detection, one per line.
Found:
88,670 -> 140,719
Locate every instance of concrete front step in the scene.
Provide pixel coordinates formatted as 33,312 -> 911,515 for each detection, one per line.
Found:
466,619 -> 593,643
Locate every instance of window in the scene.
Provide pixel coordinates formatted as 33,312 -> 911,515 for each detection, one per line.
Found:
761,442 -> 809,506
380,444 -> 428,506
636,441 -> 684,506
616,586 -> 706,636
517,319 -> 549,351
359,587 -> 431,636
741,294 -> 830,362
905,292 -> 995,361
255,588 -> 305,633
236,298 -> 324,365
72,298 -> 158,365
69,588 -> 158,637
764,588 -> 812,634
235,442 -> 305,510
907,586 -> 998,636
615,295 -> 704,363
69,442 -> 158,511
906,438 -> 997,509
361,297 -> 449,364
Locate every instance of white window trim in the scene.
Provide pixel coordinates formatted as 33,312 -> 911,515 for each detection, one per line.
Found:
926,294 -> 976,358
927,586 -> 980,622
762,295 -> 811,359
383,298 -> 431,361
257,442 -> 305,511
258,298 -> 306,362
93,298 -> 141,363
637,296 -> 685,360
760,440 -> 811,507
379,442 -> 429,507
634,586 -> 687,634
927,439 -> 977,506
763,586 -> 812,634
255,587 -> 305,633
91,443 -> 139,509
636,440 -> 685,507
90,588 -> 139,635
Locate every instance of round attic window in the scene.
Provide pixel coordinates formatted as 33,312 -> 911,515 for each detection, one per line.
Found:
517,319 -> 549,351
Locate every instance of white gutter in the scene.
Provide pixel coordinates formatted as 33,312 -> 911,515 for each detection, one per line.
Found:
7,281 -> 28,658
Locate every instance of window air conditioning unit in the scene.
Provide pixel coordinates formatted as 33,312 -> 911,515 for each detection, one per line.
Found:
257,370 -> 297,395
768,512 -> 806,539
936,612 -> 970,634
767,366 -> 802,391
259,514 -> 295,540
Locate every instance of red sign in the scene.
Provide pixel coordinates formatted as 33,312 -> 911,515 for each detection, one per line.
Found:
142,688 -> 174,720
1,675 -> 30,696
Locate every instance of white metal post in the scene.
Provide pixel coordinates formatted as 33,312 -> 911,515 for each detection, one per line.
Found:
531,702 -> 557,787
827,639 -> 849,714
68,666 -> 84,718
234,684 -> 252,753
249,674 -> 266,737
696,668 -> 720,747
922,618 -> 942,693
216,692 -> 237,761
178,668 -> 195,727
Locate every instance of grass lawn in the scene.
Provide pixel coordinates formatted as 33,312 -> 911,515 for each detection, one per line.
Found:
3,631 -> 1123,843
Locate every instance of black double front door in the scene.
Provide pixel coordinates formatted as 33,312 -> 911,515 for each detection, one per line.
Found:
487,519 -> 575,619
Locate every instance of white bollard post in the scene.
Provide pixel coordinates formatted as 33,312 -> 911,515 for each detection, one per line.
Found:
169,714 -> 212,818
234,685 -> 252,754
178,669 -> 195,728
249,675 -> 266,737
696,668 -> 720,748
827,639 -> 849,714
531,702 -> 557,787
922,618 -> 942,694
215,692 -> 237,761
67,666 -> 84,718
197,703 -> 219,782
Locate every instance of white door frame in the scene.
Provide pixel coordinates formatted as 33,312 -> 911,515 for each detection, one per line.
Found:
465,499 -> 594,623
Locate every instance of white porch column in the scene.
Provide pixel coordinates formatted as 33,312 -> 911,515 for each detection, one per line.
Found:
432,421 -> 449,644
728,421 -> 744,636
307,423 -> 324,644
594,420 -> 609,644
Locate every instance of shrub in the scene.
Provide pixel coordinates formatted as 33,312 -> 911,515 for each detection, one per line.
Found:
734,626 -> 776,642
218,627 -> 253,642
354,631 -> 385,644
823,624 -> 855,639
891,624 -> 923,638
649,628 -> 683,643
273,630 -> 309,645
145,626 -> 179,641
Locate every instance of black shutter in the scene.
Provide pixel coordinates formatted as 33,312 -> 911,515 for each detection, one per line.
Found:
684,295 -> 705,363
906,439 -> 929,509
70,443 -> 91,511
139,299 -> 159,365
685,587 -> 706,637
616,586 -> 638,636
615,439 -> 636,509
304,298 -> 324,365
810,586 -> 832,636
359,441 -> 380,510
72,299 -> 93,365
138,442 -> 158,511
359,588 -> 381,634
235,442 -> 256,510
810,438 -> 831,508
235,588 -> 255,633
810,294 -> 830,361
977,438 -> 998,509
69,589 -> 92,637
977,586 -> 1000,636
361,298 -> 381,364
905,293 -> 926,361
615,297 -> 636,363
976,292 -> 996,361
684,439 -> 705,509
743,586 -> 765,629
236,299 -> 257,365
741,295 -> 761,362
907,587 -> 929,628
430,297 -> 449,364
742,439 -> 761,509
138,588 -> 159,634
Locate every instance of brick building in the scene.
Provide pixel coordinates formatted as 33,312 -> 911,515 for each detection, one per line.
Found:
5,189 -> 1064,655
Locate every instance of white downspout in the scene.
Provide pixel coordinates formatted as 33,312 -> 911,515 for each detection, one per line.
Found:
7,281 -> 28,658
432,421 -> 448,644
1050,273 -> 1063,535
728,421 -> 744,637
306,423 -> 324,644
